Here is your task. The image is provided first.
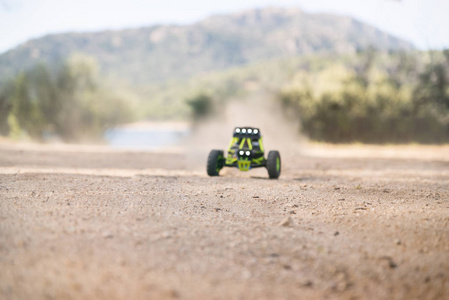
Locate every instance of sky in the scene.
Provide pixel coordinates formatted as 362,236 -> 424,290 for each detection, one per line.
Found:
0,0 -> 448,54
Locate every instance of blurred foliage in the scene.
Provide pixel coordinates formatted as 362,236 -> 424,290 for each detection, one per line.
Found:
136,49 -> 449,144
0,54 -> 137,142
186,93 -> 214,121
2,48 -> 449,144
279,50 -> 449,143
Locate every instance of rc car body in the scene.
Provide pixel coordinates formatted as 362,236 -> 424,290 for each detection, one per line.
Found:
207,127 -> 281,179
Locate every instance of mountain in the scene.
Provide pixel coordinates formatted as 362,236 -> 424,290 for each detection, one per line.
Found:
0,7 -> 413,85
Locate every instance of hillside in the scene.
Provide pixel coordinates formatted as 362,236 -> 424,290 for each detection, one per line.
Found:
0,7 -> 413,85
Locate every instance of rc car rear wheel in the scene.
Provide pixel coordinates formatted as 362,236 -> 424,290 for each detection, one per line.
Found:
207,150 -> 224,176
266,150 -> 281,179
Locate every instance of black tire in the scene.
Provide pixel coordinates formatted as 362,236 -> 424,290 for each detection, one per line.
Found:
207,150 -> 224,176
266,150 -> 281,179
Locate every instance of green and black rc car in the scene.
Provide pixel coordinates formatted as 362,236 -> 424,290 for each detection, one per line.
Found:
207,127 -> 281,179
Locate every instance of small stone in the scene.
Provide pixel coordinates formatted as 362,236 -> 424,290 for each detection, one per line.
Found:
167,289 -> 179,298
102,232 -> 113,238
334,231 -> 340,236
301,280 -> 313,287
278,217 -> 292,227
389,260 -> 398,269
161,232 -> 171,238
380,256 -> 398,269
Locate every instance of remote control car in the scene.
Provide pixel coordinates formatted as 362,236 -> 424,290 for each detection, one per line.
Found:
207,127 -> 281,179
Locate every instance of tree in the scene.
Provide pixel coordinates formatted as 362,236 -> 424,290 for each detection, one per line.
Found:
186,93 -> 214,121
0,80 -> 13,135
2,54 -> 135,142
7,72 -> 46,139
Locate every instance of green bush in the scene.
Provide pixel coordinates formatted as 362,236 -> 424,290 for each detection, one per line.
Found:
186,93 -> 214,121
279,50 -> 449,143
1,54 -> 136,142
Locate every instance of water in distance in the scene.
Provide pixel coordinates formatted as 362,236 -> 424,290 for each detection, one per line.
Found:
104,127 -> 189,150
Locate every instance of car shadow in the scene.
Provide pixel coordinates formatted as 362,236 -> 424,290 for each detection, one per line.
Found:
293,176 -> 323,182
250,176 -> 273,180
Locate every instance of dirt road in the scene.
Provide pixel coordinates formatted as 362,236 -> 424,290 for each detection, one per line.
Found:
0,143 -> 448,300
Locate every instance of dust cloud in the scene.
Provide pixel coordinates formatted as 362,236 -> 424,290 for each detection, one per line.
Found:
183,95 -> 305,171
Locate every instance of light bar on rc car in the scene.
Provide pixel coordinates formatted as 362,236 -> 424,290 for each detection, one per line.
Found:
233,127 -> 261,138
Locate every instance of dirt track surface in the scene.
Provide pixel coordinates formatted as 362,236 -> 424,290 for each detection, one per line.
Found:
0,143 -> 448,300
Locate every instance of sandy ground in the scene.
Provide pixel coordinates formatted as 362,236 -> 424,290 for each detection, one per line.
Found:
0,142 -> 448,300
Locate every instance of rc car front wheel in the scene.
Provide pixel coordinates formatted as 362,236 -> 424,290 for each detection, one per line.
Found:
266,150 -> 281,179
207,150 -> 224,176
